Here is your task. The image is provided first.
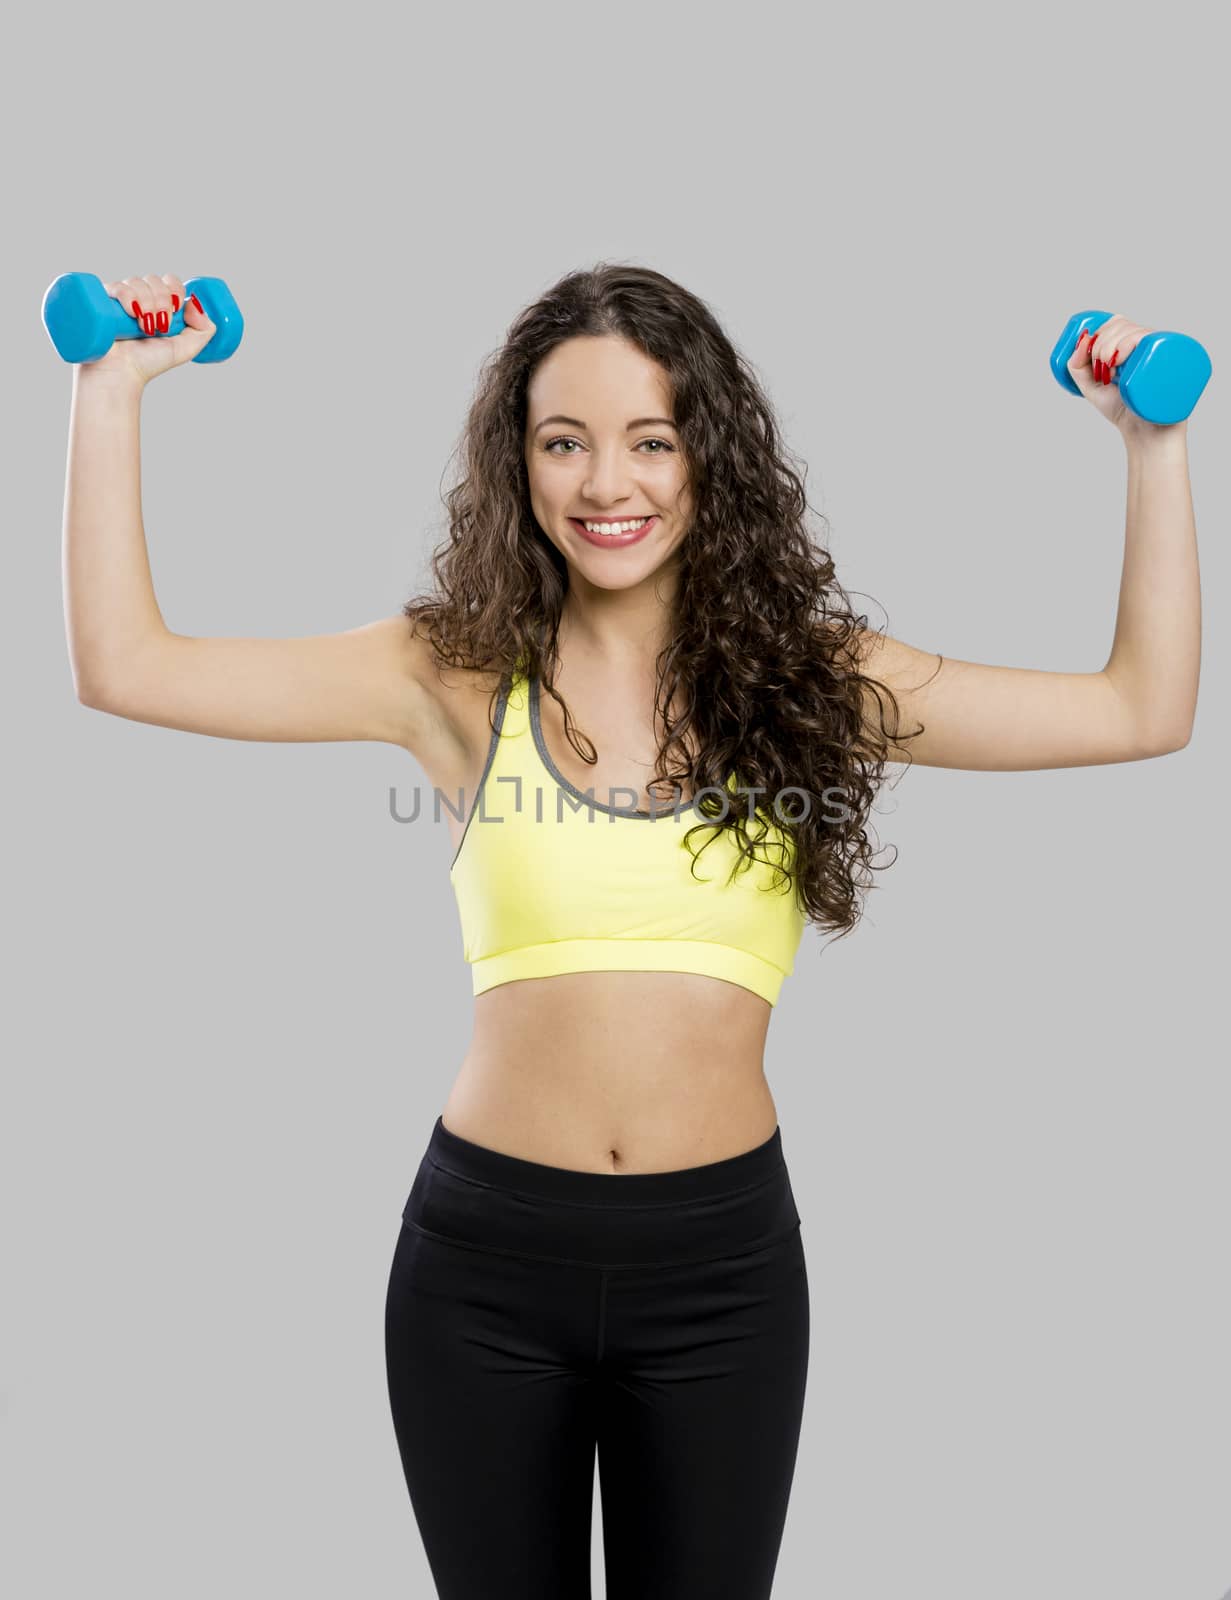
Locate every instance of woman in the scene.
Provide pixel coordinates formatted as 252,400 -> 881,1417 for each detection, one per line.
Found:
63,263 -> 1199,1598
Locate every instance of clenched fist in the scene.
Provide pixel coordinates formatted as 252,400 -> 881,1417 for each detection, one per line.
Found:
82,272 -> 216,388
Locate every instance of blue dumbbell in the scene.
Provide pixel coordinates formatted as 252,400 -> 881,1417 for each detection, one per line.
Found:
1049,311 -> 1210,425
41,272 -> 244,365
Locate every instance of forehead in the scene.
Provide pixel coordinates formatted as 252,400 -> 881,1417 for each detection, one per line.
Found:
526,336 -> 673,417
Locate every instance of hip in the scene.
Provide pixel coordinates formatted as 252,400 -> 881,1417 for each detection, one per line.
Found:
400,1112 -> 803,1271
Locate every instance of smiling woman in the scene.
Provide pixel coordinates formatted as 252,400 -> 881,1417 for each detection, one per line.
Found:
63,257 -> 1200,1600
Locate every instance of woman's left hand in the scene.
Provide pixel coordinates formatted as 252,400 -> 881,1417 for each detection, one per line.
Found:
1066,313 -> 1184,442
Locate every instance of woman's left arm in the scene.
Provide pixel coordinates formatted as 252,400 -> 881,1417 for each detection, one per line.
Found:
857,315 -> 1201,771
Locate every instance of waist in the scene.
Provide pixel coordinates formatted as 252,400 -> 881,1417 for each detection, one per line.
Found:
449,972 -> 775,1169
402,1114 -> 802,1269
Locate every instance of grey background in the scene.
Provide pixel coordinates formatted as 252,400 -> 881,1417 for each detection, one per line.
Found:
4,1 -> 1227,1596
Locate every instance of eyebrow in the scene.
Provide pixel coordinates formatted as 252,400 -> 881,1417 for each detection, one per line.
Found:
532,414 -> 678,435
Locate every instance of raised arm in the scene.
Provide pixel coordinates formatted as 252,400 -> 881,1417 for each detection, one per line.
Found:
852,318 -> 1200,772
62,273 -> 440,753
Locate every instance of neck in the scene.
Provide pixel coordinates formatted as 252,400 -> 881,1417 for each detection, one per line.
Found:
557,569 -> 680,675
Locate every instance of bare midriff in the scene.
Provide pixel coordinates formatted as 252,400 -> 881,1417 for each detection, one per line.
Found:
440,969 -> 778,1174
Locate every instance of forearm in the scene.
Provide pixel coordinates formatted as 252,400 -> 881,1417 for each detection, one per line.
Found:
1103,427 -> 1201,748
62,371 -> 169,700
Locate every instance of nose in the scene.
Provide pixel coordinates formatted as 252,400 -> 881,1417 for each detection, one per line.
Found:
582,449 -> 635,508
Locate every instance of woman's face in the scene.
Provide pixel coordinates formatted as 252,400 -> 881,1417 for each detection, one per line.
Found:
524,335 -> 695,591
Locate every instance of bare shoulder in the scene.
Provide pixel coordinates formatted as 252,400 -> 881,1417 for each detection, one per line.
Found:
811,617 -> 943,753
813,617 -> 936,681
395,614 -> 508,778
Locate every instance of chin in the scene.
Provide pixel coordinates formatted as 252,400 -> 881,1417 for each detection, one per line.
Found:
572,558 -> 659,591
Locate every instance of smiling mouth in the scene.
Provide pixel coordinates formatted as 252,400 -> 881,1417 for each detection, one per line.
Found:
570,516 -> 656,536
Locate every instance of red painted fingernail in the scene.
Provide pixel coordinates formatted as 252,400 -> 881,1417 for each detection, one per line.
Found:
143,313 -> 155,334
132,299 -> 143,318
190,293 -> 203,315
157,310 -> 168,332
1110,348 -> 1119,367
171,294 -> 179,312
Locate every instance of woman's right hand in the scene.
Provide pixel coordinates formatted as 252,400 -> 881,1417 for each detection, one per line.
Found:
80,272 -> 217,388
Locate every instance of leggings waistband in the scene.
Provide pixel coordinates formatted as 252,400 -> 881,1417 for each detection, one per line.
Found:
401,1116 -> 802,1269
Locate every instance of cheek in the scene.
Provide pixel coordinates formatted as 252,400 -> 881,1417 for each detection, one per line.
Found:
527,461 -> 567,504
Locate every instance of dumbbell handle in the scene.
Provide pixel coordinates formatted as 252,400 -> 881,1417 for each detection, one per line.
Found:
111,297 -> 188,339
1050,310 -> 1211,425
41,272 -> 243,365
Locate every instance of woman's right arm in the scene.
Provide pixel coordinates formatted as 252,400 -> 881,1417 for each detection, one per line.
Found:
63,295 -> 440,753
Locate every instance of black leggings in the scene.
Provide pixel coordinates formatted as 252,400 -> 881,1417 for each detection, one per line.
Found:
384,1114 -> 810,1599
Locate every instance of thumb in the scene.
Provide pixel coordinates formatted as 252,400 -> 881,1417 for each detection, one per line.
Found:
171,292 -> 217,361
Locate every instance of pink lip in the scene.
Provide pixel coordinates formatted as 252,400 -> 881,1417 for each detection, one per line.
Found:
568,515 -> 658,549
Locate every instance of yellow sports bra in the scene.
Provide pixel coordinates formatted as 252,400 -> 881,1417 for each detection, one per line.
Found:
448,668 -> 806,1006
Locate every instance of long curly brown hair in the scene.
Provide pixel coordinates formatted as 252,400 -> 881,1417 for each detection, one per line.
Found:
403,262 -> 932,941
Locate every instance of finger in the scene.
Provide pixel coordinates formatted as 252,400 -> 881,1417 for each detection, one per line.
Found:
138,272 -> 174,335
1110,326 -> 1146,368
1089,325 -> 1117,382
1090,315 -> 1134,373
1068,330 -> 1094,376
1103,340 -> 1127,385
103,277 -> 148,320
1068,336 -> 1107,398
160,273 -> 188,321
1097,320 -> 1136,384
1087,325 -> 1108,368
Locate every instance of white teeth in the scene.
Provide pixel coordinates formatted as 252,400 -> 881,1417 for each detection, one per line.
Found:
582,517 -> 649,535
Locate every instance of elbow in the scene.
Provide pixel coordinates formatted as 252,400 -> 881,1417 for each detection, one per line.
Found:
75,674 -> 116,712
70,647 -> 115,710
1143,722 -> 1193,758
